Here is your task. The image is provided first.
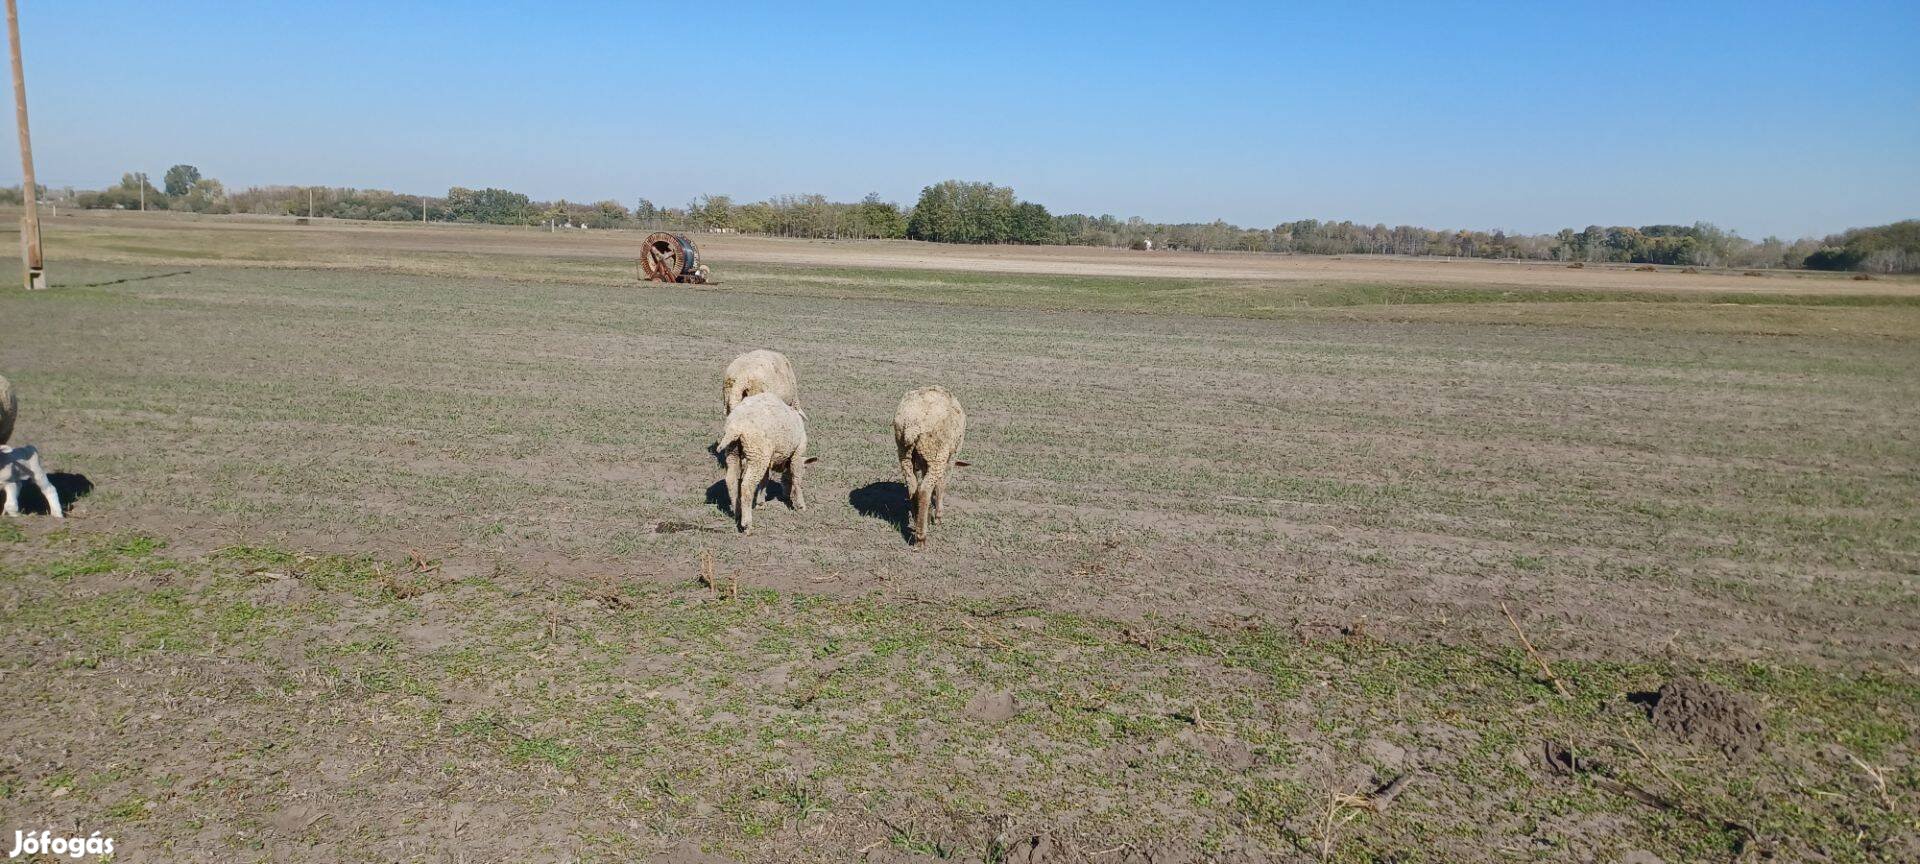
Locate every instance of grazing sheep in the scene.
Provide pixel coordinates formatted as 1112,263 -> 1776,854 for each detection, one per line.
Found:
893,387 -> 969,545
0,373 -> 15,446
717,393 -> 816,534
2,445 -> 61,519
721,349 -> 799,416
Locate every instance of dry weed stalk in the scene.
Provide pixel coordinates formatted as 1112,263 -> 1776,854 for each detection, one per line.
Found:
698,550 -> 717,594
1501,601 -> 1571,698
1844,748 -> 1893,811
381,572 -> 424,599
696,550 -> 738,600
1319,787 -> 1366,860
1621,728 -> 1685,799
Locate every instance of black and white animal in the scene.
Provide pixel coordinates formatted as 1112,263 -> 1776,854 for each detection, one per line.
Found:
2,445 -> 62,519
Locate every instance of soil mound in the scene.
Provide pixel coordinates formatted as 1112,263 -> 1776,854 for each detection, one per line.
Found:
1649,677 -> 1766,759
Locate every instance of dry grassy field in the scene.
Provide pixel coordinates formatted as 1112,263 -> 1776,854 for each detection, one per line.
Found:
1,211 -> 1916,862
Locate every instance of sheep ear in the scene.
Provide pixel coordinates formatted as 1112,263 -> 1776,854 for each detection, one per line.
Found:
953,460 -> 971,467
803,456 -> 820,465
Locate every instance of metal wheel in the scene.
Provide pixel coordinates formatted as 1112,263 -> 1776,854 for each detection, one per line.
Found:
640,232 -> 705,283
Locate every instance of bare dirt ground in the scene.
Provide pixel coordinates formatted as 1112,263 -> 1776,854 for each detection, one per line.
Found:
1,213 -> 1915,862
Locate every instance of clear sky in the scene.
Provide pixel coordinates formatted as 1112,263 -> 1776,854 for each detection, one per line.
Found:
6,1 -> 1916,239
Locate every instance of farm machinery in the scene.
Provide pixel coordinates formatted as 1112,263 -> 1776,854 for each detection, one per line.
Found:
639,232 -> 711,284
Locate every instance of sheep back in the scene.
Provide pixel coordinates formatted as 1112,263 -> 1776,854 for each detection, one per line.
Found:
720,393 -> 808,467
893,386 -> 965,466
722,350 -> 799,415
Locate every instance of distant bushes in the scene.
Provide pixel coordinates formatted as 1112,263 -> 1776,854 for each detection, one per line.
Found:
48,164 -> 1920,272
1803,247 -> 1866,271
1805,220 -> 1920,273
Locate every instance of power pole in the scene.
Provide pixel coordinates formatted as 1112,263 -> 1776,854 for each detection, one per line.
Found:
420,196 -> 427,224
308,187 -> 314,219
138,173 -> 145,211
5,0 -> 42,288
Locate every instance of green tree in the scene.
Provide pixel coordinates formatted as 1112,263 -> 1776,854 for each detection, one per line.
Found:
588,200 -> 630,229
691,194 -> 733,230
163,164 -> 202,197
1010,201 -> 1053,244
177,177 -> 226,213
856,193 -> 907,239
906,182 -> 958,241
1803,247 -> 1865,271
444,186 -> 533,224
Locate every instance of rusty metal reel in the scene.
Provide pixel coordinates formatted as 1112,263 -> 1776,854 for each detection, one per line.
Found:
639,232 -> 708,283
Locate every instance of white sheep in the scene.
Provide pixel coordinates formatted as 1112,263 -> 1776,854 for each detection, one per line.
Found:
2,445 -> 61,519
722,349 -> 799,416
893,386 -> 968,545
0,373 -> 15,446
717,393 -> 816,534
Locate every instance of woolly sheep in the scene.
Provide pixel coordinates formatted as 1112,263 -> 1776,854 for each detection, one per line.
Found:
717,393 -> 816,534
2,445 -> 61,519
721,349 -> 799,416
893,386 -> 969,545
0,373 -> 15,446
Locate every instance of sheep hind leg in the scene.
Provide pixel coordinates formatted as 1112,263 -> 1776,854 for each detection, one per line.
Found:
897,448 -> 919,527
922,457 -> 951,528
786,460 -> 806,510
912,473 -> 933,545
724,446 -> 742,516
897,448 -> 918,499
737,458 -> 769,534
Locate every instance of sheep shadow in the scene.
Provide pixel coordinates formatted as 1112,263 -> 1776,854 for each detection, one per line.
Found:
849,480 -> 913,544
12,471 -> 92,516
704,478 -> 791,519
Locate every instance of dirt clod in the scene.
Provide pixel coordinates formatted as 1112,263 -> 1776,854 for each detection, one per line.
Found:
655,843 -> 739,863
964,691 -> 1019,723
1000,834 -> 1062,864
1649,677 -> 1766,759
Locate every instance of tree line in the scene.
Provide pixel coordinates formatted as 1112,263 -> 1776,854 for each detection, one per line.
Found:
14,167 -> 1915,272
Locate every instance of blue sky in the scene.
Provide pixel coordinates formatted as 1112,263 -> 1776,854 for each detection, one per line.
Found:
6,1 -> 1916,238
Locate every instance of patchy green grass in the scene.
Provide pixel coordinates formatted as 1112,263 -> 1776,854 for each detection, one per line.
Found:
721,262 -> 1920,315
1,533 -> 1913,861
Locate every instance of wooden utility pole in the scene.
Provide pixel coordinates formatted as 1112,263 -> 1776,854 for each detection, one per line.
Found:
7,0 -> 44,289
